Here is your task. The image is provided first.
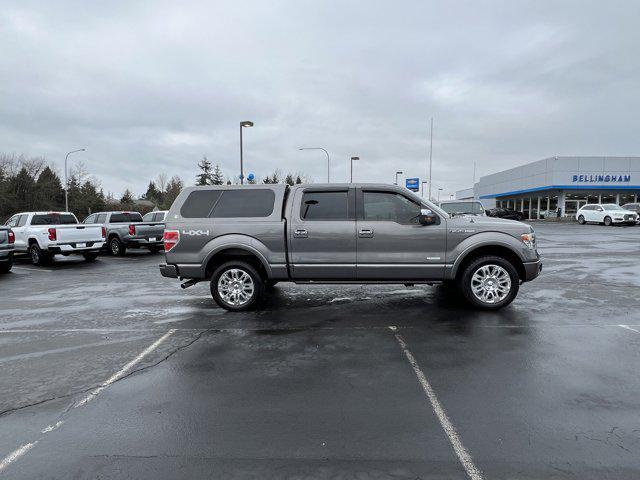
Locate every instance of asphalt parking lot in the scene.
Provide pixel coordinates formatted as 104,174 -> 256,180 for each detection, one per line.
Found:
1,222 -> 639,479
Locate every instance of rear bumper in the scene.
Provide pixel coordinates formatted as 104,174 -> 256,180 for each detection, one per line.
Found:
160,264 -> 178,278
47,242 -> 104,254
0,250 -> 13,262
124,237 -> 164,247
523,258 -> 542,282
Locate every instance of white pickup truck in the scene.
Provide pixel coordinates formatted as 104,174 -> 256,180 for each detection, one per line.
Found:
5,212 -> 105,265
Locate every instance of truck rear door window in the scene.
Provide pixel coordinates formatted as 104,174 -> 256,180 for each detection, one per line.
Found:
110,213 -> 143,223
31,214 -> 78,225
301,191 -> 349,220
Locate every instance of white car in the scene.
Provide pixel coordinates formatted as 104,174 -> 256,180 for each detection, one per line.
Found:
5,211 -> 105,265
576,203 -> 638,226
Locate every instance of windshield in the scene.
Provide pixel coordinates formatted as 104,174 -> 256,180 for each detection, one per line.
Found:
440,202 -> 484,215
602,204 -> 625,211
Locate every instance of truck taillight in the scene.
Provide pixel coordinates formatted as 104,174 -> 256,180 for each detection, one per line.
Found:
129,224 -> 136,235
101,226 -> 106,238
8,231 -> 15,244
163,230 -> 179,252
48,228 -> 57,241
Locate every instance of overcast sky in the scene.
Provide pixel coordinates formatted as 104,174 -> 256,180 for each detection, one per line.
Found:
2,0 -> 639,198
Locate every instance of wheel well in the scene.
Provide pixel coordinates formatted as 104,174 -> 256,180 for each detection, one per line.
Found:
205,248 -> 269,280
108,233 -> 119,241
456,245 -> 525,281
28,238 -> 38,247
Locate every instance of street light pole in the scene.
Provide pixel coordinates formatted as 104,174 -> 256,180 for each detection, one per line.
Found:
239,121 -> 254,184
350,156 -> 359,183
437,187 -> 443,203
421,181 -> 428,197
428,117 -> 433,200
395,171 -> 403,185
64,148 -> 86,212
299,147 -> 330,182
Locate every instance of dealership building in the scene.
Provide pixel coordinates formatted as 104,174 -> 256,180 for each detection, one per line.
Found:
456,156 -> 640,219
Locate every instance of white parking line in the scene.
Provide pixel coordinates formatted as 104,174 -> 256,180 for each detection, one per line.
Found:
389,325 -> 483,480
0,329 -> 175,474
619,324 -> 640,334
11,266 -> 54,273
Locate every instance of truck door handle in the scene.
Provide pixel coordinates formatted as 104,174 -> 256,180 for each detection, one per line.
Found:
358,228 -> 374,238
294,229 -> 308,238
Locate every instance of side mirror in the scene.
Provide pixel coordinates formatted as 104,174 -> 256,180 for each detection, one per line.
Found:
418,208 -> 437,226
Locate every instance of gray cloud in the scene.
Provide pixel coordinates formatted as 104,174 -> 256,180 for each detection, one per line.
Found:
1,0 -> 639,198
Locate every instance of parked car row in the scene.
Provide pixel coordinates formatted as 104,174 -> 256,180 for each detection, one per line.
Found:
576,204 -> 639,226
0,210 -> 168,271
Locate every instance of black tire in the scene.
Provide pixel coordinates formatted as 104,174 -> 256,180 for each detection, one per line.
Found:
83,251 -> 99,262
604,216 -> 612,226
265,280 -> 279,289
109,236 -> 126,256
0,260 -> 12,273
578,215 -> 586,225
29,243 -> 51,266
148,245 -> 161,254
210,261 -> 265,312
516,214 -> 524,221
459,255 -> 520,310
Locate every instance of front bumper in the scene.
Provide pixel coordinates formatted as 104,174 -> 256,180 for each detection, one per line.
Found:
523,258 -> 542,281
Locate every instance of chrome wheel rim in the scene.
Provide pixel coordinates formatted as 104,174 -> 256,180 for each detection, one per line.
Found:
218,269 -> 254,306
110,240 -> 119,255
31,248 -> 39,263
471,264 -> 511,304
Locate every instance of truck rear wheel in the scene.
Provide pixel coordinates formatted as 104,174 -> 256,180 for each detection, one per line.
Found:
109,237 -> 126,256
459,255 -> 519,310
30,243 -> 51,266
210,261 -> 264,312
83,251 -> 99,262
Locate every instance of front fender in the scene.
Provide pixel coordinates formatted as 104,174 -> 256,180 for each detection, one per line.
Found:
449,231 -> 528,278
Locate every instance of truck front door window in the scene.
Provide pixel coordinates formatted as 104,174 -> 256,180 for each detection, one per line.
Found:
363,191 -> 420,224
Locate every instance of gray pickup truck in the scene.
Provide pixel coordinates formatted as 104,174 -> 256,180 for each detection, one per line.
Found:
160,184 -> 541,311
84,211 -> 165,256
0,226 -> 14,273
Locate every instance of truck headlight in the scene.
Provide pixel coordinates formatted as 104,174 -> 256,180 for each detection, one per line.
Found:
521,233 -> 536,249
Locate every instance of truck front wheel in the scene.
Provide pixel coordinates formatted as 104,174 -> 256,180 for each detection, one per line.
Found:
459,255 -> 519,310
210,261 -> 265,312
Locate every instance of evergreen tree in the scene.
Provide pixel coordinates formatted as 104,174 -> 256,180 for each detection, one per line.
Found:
120,189 -> 135,208
285,173 -> 295,186
143,181 -> 159,201
164,176 -> 184,208
211,164 -> 224,185
10,167 -> 37,212
295,175 -> 302,184
196,156 -> 213,185
35,166 -> 64,210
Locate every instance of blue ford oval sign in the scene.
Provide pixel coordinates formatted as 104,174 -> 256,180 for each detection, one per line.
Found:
247,173 -> 255,181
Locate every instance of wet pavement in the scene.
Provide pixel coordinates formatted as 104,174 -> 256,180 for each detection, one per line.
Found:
0,222 -> 639,479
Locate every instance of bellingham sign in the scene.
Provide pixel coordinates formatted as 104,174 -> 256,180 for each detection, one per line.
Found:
572,174 -> 631,183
